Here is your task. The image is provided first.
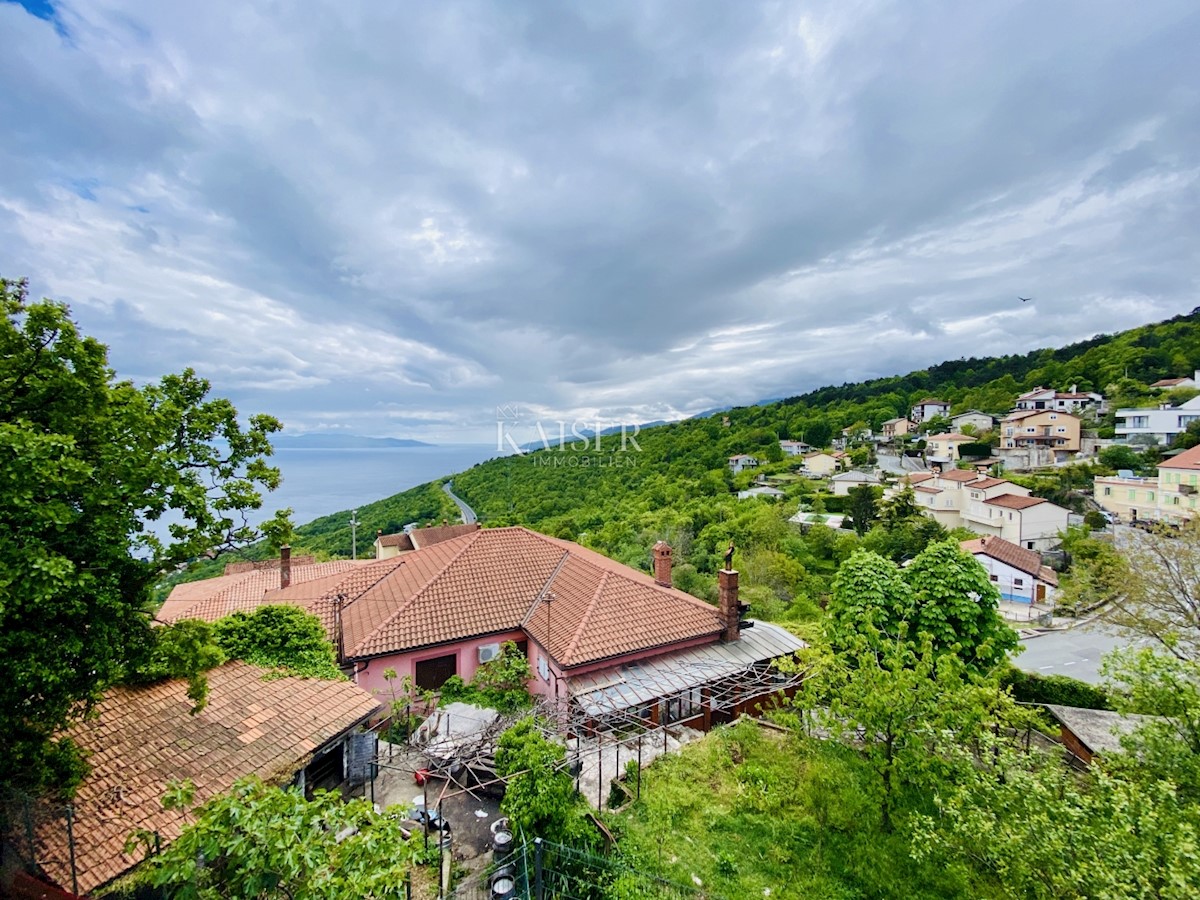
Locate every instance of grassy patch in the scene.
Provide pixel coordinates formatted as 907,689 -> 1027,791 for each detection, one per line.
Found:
611,720 -> 1004,900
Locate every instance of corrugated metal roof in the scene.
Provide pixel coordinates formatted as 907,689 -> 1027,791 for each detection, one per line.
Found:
567,621 -> 805,716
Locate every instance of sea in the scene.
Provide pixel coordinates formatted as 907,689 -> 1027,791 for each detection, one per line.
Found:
262,444 -> 507,527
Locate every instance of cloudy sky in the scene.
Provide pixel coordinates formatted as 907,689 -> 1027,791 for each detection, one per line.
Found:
3,1 -> 1199,443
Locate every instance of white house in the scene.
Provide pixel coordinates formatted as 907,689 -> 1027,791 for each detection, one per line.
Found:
728,454 -> 760,474
779,440 -> 812,456
1014,386 -> 1105,414
1150,370 -> 1200,391
925,433 -> 978,463
1114,395 -> 1200,445
830,470 -> 882,497
960,536 -> 1058,605
950,410 -> 995,433
737,486 -> 786,500
911,398 -> 950,424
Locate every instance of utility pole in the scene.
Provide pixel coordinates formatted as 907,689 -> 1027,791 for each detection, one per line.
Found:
350,509 -> 360,560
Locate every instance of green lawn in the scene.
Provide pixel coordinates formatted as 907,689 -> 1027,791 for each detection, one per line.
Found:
611,720 -> 1005,900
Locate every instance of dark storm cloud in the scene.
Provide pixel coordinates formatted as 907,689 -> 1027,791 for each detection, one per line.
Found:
2,0 -> 1199,439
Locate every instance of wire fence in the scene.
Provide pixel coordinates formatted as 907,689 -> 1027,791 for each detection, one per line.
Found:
452,837 -> 729,900
0,785 -> 82,898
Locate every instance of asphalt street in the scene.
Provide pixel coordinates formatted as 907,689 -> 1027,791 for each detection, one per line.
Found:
1015,620 -> 1152,685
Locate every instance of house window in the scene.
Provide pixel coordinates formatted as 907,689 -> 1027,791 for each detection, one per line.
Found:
1148,492 -> 1155,501
1014,578 -> 1024,587
538,655 -> 550,681
1026,542 -> 1035,549
415,653 -> 457,691
1057,427 -> 1066,433
1050,414 -> 1058,420
1104,487 -> 1111,496
1128,490 -> 1137,500
989,574 -> 998,582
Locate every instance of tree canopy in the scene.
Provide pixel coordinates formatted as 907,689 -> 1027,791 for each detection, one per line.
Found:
0,277 -> 285,793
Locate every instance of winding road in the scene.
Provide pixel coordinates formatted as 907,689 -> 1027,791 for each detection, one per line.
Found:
443,480 -> 477,524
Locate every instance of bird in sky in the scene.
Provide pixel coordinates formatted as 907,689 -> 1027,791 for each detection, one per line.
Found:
1018,296 -> 1032,302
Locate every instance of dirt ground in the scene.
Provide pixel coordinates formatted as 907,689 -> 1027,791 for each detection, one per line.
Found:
371,740 -> 504,878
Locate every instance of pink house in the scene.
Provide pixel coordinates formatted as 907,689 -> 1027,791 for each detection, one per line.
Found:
163,527 -> 804,728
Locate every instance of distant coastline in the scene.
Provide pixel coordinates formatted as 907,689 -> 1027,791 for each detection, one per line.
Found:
272,433 -> 434,450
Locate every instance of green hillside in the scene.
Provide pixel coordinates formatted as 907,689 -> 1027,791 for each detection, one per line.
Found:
168,309 -> 1200,614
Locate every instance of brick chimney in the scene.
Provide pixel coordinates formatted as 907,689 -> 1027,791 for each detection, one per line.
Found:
652,541 -> 673,587
719,568 -> 740,642
280,545 -> 292,590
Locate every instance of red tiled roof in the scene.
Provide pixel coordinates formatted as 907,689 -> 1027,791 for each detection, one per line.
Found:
939,469 -> 985,483
411,522 -> 481,548
914,485 -> 942,494
905,472 -> 935,484
968,477 -> 1009,490
960,537 -> 1060,586
157,560 -> 366,623
1159,444 -> 1200,471
160,529 -> 726,670
929,433 -> 975,442
1152,377 -> 1190,387
376,532 -> 415,550
984,494 -> 1047,510
35,663 -> 380,895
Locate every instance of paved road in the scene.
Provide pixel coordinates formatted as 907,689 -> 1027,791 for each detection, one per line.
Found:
1015,620 -> 1151,685
443,480 -> 477,524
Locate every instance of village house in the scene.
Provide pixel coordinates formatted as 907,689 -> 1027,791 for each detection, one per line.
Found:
778,439 -> 812,456
960,536 -> 1058,604
374,522 -> 481,559
924,432 -> 978,464
728,454 -> 760,474
1014,386 -> 1104,414
949,410 -> 995,433
800,451 -> 843,477
1000,409 -> 1082,458
910,398 -> 950,424
31,663 -> 380,897
1095,442 -> 1200,525
899,470 -> 1069,550
1113,395 -> 1200,446
162,528 -> 805,736
1150,370 -> 1200,391
830,470 -> 881,496
881,417 -> 913,440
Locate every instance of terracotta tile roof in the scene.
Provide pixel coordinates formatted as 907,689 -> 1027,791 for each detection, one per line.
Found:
984,494 -> 1047,510
1152,377 -> 1190,387
1159,444 -> 1200,471
960,537 -> 1058,584
914,485 -> 942,494
905,472 -> 935,484
158,560 -> 366,623
939,469 -> 985,483
160,528 -> 726,671
968,477 -> 1009,490
35,663 -> 379,895
376,532 -> 415,550
929,433 -> 975,442
410,522 -> 481,549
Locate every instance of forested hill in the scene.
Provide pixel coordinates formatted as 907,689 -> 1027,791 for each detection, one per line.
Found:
171,309 -> 1200,593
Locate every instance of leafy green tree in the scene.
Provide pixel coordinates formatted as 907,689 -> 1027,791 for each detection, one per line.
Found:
0,278 -> 283,793
916,742 -> 1200,899
904,540 -> 1018,672
1103,648 -> 1200,797
144,777 -> 421,899
846,484 -> 878,536
824,549 -> 911,650
495,718 -> 594,845
125,619 -> 227,713
1099,444 -> 1144,471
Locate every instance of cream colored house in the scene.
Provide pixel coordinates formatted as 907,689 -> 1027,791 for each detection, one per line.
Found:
897,470 -> 1067,550
882,417 -> 913,439
1001,410 -> 1082,456
950,410 -> 994,433
802,452 -> 842,476
1095,443 -> 1200,524
925,433 -> 977,462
